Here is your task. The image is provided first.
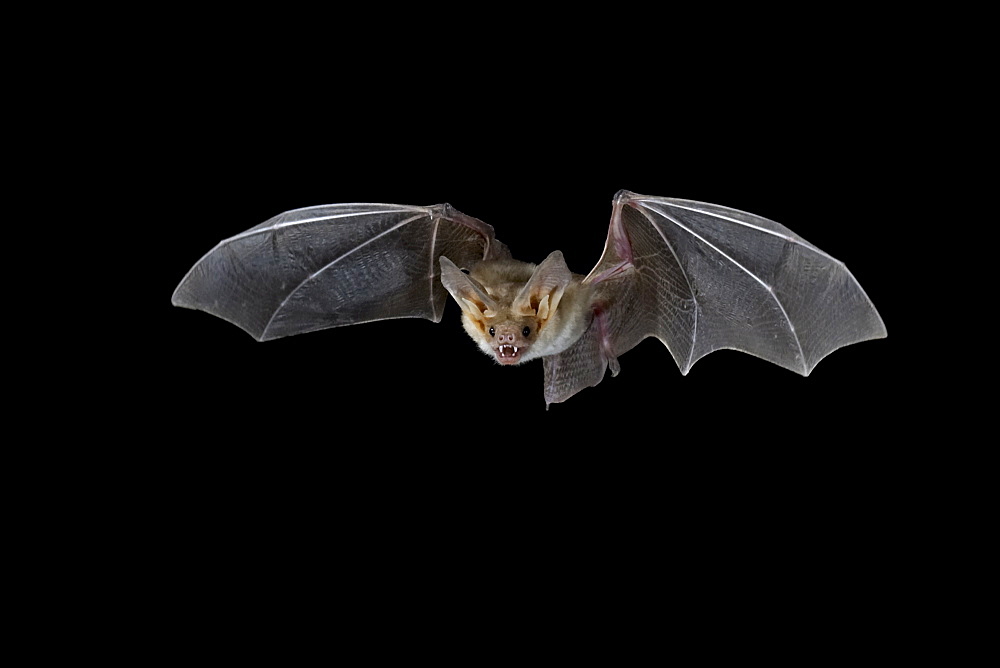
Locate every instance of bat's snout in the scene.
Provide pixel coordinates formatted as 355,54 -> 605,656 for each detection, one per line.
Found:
493,328 -> 531,364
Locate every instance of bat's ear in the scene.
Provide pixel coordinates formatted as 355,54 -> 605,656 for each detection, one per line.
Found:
440,256 -> 498,320
512,251 -> 572,324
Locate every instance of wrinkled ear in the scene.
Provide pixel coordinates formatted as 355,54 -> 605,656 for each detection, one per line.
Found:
440,256 -> 498,321
512,251 -> 572,324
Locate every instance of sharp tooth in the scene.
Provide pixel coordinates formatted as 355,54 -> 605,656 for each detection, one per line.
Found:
513,347 -> 518,353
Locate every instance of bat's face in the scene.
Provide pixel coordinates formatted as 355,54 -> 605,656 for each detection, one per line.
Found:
468,315 -> 541,366
441,253 -> 594,367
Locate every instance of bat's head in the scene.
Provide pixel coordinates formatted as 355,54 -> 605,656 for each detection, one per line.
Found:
440,252 -> 578,365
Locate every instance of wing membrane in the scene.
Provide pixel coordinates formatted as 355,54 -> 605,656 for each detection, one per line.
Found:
172,203 -> 505,340
544,191 -> 886,404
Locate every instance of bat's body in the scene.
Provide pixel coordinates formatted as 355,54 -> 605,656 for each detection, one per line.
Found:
172,191 -> 886,406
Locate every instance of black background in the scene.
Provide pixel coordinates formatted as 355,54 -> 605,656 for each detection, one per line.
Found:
136,12 -> 929,647
155,63 -> 905,533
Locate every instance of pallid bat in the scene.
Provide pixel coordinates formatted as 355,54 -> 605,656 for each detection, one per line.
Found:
172,190 -> 886,406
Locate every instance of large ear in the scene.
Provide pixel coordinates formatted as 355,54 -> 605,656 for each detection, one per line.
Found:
512,251 -> 572,324
439,256 -> 498,321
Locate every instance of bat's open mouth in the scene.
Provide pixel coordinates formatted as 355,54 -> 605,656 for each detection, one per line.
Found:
496,344 -> 523,364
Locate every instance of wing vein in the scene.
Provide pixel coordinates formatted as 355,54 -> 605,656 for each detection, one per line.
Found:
428,214 -> 440,321
637,198 -> 837,264
633,205 -> 699,372
260,212 -> 428,339
640,202 -> 807,373
229,206 -> 429,244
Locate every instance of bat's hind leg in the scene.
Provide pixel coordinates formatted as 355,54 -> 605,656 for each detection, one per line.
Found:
592,304 -> 621,377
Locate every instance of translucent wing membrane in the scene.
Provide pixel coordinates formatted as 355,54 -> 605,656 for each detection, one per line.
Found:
172,203 -> 505,341
544,191 -> 886,404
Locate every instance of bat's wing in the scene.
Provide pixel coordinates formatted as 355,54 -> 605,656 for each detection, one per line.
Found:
172,203 -> 508,341
543,190 -> 886,405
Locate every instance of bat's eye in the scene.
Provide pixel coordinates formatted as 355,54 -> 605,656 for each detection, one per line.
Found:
489,327 -> 495,337
522,326 -> 531,337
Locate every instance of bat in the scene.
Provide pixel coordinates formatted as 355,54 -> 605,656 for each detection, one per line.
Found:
172,190 -> 886,406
